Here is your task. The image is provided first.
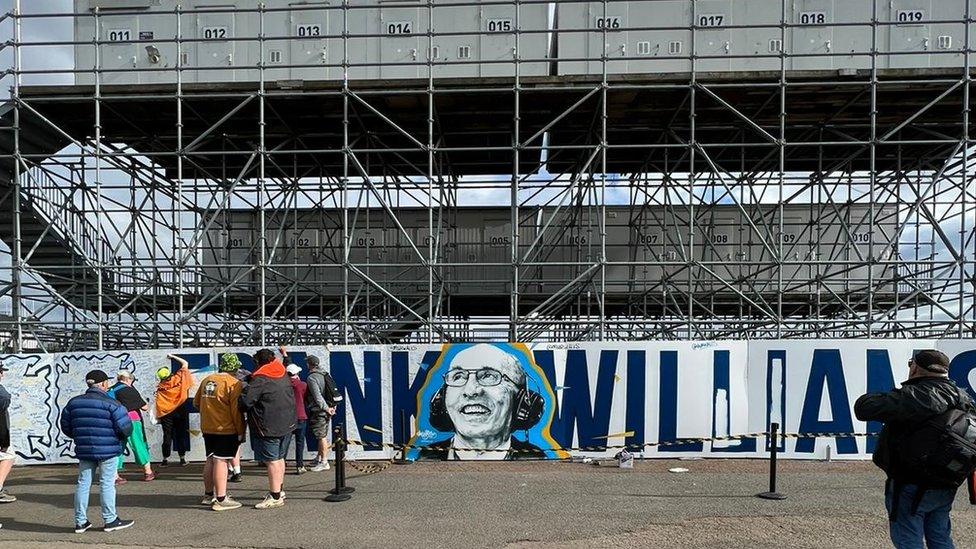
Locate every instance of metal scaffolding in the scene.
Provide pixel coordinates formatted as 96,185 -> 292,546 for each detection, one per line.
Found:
0,0 -> 974,351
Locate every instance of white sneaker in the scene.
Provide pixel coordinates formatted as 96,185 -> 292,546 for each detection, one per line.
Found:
212,497 -> 243,512
200,496 -> 216,506
254,494 -> 285,509
311,461 -> 331,472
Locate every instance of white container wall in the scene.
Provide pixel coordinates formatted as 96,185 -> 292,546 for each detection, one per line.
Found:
555,0 -> 973,76
74,0 -> 551,85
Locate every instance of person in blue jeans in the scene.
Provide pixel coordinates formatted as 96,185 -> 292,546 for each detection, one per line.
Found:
284,363 -> 309,473
855,349 -> 976,549
885,482 -> 956,548
60,369 -> 135,533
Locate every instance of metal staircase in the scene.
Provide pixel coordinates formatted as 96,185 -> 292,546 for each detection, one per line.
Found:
0,102 -> 114,315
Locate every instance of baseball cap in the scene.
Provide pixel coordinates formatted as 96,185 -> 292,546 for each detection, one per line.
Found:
156,367 -> 172,381
913,350 -> 950,373
286,364 -> 302,376
85,369 -> 110,384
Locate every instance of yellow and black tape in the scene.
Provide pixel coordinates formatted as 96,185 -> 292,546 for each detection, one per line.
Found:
337,431 -> 877,455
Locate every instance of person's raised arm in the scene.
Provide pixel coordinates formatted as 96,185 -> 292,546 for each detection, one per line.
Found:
166,353 -> 188,370
854,388 -> 920,423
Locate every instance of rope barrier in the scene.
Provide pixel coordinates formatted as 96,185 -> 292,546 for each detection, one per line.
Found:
336,431 -> 879,456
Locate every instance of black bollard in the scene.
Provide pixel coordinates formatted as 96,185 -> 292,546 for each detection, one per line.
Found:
393,409 -> 411,465
325,424 -> 355,502
756,422 -> 787,500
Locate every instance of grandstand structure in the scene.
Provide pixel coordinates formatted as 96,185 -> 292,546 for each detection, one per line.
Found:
0,0 -> 973,350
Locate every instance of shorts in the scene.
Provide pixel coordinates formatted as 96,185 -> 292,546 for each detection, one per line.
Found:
203,434 -> 241,460
251,435 -> 291,462
0,448 -> 14,461
309,412 -> 332,439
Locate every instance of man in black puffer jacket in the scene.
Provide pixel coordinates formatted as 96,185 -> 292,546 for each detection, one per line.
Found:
855,349 -> 976,549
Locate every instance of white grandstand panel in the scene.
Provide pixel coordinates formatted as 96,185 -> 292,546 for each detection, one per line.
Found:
788,0 -> 836,70
371,1 -> 427,79
923,0 -> 968,68
430,2 -> 550,78
73,0 -> 551,84
829,0 -> 876,70
194,6 -> 242,83
693,0 -> 733,73
283,3 -> 341,81
889,0 -> 932,69
554,0 -> 972,77
732,0 -> 783,72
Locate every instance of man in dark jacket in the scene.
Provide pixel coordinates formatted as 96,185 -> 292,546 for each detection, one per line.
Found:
854,349 -> 976,549
240,349 -> 296,509
303,352 -> 341,472
60,369 -> 135,533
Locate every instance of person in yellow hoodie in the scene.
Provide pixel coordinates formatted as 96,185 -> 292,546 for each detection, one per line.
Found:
155,355 -> 194,467
194,354 -> 246,512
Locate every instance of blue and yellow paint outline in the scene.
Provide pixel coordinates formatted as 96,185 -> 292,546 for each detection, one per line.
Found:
406,343 -> 569,460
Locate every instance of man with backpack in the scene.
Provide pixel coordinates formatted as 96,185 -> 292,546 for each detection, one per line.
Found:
854,349 -> 976,549
303,352 -> 341,472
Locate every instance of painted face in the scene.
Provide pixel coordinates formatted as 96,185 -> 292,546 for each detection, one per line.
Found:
443,345 -> 525,442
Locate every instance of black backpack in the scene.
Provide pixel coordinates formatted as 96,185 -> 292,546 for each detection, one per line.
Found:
896,405 -> 976,489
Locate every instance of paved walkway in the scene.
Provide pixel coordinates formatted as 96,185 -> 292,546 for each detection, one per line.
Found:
0,459 -> 972,548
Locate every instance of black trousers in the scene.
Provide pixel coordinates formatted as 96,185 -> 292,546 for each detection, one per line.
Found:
159,406 -> 190,458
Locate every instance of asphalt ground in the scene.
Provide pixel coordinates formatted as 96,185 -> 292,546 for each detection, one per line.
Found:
0,459 -> 973,548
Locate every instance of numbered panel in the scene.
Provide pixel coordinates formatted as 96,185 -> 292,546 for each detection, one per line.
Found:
195,8 -> 238,81
694,0 -> 733,72
98,17 -> 139,85
289,3 -> 338,80
553,0 -> 971,77
889,0 -> 932,69
791,0 -> 835,70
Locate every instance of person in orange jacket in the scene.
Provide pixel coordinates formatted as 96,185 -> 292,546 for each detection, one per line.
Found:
155,354 -> 194,467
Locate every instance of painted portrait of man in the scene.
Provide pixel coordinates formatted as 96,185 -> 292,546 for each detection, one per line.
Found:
410,343 -> 565,460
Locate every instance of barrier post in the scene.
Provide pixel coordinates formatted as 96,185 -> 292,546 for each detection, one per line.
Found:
393,409 -> 411,465
756,422 -> 787,500
325,424 -> 355,502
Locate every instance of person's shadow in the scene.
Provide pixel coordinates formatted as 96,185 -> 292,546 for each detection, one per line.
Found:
0,519 -> 69,534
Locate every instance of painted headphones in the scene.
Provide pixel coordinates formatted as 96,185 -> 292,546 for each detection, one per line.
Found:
429,383 -> 544,433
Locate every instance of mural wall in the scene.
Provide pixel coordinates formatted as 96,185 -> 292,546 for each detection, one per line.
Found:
2,340 -> 975,464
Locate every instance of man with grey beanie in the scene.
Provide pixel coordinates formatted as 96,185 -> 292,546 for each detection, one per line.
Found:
304,354 -> 341,472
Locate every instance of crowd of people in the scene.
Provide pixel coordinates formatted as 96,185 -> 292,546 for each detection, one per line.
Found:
0,346 -> 340,533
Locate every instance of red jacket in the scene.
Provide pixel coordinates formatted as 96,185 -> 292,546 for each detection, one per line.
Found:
290,376 -> 308,422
